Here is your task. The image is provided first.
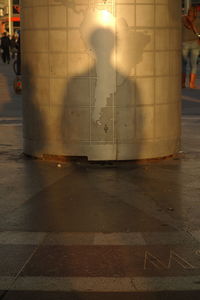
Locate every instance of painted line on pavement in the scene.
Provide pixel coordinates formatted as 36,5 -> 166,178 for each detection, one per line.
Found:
0,117 -> 22,121
0,117 -> 22,126
0,231 -> 198,246
182,96 -> 200,103
182,116 -> 200,120
0,276 -> 200,292
0,124 -> 22,127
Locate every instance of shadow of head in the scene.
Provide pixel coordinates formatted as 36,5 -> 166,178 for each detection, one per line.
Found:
89,28 -> 115,58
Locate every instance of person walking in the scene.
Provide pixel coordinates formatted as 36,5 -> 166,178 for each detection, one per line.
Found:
0,32 -> 11,64
182,6 -> 200,89
10,34 -> 17,59
15,35 -> 21,75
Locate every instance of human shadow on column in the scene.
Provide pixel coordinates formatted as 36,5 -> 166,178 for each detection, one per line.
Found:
61,27 -> 150,160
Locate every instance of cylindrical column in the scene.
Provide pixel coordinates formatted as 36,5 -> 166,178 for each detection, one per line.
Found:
21,0 -> 181,161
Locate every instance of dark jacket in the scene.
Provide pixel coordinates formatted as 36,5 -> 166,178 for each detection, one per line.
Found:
1,36 -> 10,50
10,38 -> 17,49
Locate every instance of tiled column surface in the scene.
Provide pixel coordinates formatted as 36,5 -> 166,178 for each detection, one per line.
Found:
21,0 -> 181,160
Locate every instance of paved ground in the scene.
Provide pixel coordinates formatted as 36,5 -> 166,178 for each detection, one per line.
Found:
0,59 -> 200,299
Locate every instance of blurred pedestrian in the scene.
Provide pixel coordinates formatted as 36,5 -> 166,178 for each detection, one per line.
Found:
0,32 -> 10,64
10,34 -> 17,59
15,35 -> 21,75
182,6 -> 200,89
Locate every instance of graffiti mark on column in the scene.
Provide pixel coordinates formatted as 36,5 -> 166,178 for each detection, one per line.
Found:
54,0 -> 85,14
104,124 -> 109,133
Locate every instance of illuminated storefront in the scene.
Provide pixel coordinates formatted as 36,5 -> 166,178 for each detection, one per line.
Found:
0,0 -> 20,34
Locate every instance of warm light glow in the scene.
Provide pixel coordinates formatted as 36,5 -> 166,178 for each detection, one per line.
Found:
97,9 -> 115,28
101,10 -> 112,25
